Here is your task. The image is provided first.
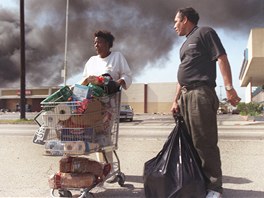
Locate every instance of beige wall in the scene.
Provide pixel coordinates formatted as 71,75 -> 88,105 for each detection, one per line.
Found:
251,28 -> 264,58
120,82 -> 177,114
121,83 -> 145,113
240,28 -> 264,89
146,82 -> 177,113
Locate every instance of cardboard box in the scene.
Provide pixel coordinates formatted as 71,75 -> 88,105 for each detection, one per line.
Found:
59,156 -> 104,176
49,172 -> 95,189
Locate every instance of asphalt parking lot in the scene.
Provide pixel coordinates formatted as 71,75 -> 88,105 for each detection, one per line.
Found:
0,112 -> 264,197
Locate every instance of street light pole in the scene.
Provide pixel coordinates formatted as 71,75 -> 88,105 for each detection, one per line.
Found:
63,0 -> 69,86
20,0 -> 26,119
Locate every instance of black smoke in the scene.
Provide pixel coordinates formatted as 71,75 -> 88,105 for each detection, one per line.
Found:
0,0 -> 263,87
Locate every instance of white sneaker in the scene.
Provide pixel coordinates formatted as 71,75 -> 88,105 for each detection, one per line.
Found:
206,190 -> 222,198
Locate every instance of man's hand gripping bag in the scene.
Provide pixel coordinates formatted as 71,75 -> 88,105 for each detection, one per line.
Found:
143,115 -> 206,198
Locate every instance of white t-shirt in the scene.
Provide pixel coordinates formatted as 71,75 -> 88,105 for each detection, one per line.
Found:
82,51 -> 132,89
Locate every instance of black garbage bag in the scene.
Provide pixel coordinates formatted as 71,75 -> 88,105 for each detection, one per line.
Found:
143,115 -> 206,198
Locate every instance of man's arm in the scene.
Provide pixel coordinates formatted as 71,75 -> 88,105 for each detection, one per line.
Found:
218,54 -> 241,106
171,82 -> 182,113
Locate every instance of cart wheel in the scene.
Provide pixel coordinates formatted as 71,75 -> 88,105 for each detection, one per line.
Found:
59,189 -> 72,197
117,172 -> 126,187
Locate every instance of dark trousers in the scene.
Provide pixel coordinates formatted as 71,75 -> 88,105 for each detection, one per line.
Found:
178,85 -> 223,193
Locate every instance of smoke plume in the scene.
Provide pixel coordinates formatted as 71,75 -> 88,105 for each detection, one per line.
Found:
0,0 -> 263,87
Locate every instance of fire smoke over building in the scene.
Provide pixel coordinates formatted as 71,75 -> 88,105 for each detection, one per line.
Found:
0,0 -> 263,88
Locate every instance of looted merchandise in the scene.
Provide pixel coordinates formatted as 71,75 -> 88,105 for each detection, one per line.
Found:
60,128 -> 94,142
42,111 -> 58,127
53,103 -> 71,121
48,172 -> 95,189
33,88 -> 125,198
88,84 -> 105,97
73,84 -> 92,101
41,86 -> 73,104
63,141 -> 86,155
44,140 -> 64,156
59,156 -> 106,177
143,115 -> 206,198
70,99 -> 103,127
32,125 -> 50,145
70,75 -> 118,103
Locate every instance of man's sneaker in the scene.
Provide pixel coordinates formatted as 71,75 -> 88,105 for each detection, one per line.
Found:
206,190 -> 222,198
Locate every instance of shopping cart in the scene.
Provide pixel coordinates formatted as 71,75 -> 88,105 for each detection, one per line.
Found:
34,89 -> 125,198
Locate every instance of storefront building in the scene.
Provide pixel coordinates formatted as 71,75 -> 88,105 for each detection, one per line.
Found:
0,83 -> 177,114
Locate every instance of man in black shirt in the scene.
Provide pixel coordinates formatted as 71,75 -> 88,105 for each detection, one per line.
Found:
171,7 -> 241,198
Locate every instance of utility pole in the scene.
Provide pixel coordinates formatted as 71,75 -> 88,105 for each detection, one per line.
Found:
63,0 -> 69,86
20,0 -> 26,119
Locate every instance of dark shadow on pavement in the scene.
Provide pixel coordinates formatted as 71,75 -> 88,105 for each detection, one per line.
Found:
92,175 -> 144,197
125,175 -> 144,184
222,175 -> 262,198
92,175 -> 263,198
223,188 -> 264,198
223,175 -> 252,184
93,188 -> 145,198
95,187 -> 264,198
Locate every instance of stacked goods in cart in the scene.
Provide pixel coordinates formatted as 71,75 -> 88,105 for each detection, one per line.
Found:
38,96 -> 116,156
33,74 -> 120,154
49,156 -> 111,189
33,74 -> 125,197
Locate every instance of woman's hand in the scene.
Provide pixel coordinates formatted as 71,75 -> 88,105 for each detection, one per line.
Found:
116,79 -> 126,88
81,75 -> 98,85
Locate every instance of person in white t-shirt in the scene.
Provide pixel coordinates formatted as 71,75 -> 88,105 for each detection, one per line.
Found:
81,30 -> 132,183
81,30 -> 132,89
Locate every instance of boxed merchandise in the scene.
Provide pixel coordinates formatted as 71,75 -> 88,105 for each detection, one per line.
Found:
41,86 -> 72,104
59,156 -> 105,177
44,140 -> 64,156
73,84 -> 92,101
49,172 -> 95,189
60,128 -> 94,142
88,84 -> 105,97
32,126 -> 50,145
63,141 -> 86,155
70,99 -> 103,127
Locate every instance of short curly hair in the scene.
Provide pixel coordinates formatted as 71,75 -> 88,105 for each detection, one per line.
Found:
94,30 -> 115,48
177,7 -> 199,25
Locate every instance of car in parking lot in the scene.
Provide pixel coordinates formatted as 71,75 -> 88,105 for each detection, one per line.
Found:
119,104 -> 134,122
231,108 -> 240,114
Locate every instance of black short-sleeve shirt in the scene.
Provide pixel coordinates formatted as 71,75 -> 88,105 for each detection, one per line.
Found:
177,26 -> 226,88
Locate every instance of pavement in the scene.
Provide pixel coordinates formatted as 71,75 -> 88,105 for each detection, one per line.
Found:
0,113 -> 264,197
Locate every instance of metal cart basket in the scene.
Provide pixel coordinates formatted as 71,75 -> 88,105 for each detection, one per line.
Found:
34,91 -> 125,197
